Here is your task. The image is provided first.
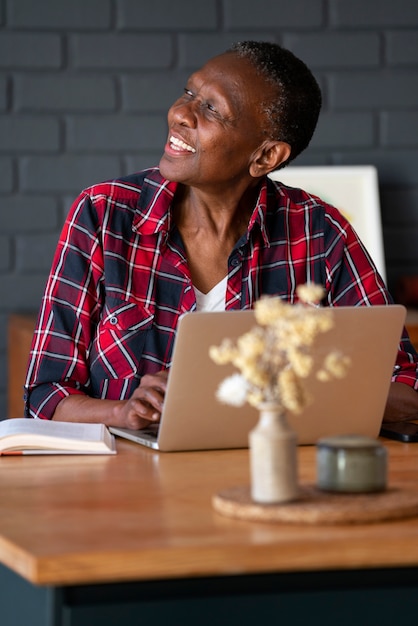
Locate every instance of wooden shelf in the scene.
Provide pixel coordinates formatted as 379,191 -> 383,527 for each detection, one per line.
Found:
8,314 -> 36,418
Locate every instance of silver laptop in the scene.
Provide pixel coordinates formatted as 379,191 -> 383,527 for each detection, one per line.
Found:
109,305 -> 406,451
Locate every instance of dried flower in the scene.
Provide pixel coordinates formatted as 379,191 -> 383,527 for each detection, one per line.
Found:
210,284 -> 350,414
317,351 -> 351,382
295,283 -> 325,305
216,374 -> 249,407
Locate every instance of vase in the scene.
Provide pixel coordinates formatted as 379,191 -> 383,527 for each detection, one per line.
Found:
249,402 -> 299,504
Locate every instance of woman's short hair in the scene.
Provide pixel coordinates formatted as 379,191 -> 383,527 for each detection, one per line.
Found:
229,41 -> 322,168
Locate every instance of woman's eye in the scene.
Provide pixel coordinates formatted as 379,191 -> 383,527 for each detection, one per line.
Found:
182,88 -> 218,115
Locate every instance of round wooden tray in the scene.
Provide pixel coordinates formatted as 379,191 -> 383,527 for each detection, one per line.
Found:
212,483 -> 418,524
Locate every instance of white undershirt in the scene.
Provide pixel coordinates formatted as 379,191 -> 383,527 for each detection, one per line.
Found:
193,276 -> 228,312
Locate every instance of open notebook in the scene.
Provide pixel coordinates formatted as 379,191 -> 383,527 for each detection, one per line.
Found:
109,305 -> 406,451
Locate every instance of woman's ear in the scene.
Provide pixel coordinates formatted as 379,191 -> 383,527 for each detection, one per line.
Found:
249,141 -> 292,178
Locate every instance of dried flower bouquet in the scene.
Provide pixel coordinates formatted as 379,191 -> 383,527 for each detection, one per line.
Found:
210,284 -> 350,414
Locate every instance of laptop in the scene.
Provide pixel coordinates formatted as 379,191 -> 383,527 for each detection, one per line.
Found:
109,305 -> 406,451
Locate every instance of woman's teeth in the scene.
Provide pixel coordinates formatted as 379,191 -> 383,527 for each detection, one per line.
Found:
170,136 -> 196,153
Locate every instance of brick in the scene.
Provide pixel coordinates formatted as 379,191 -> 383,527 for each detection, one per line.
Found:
0,315 -> 7,352
62,196 -> 76,219
0,394 -> 6,418
330,72 -> 418,109
72,34 -> 172,69
21,155 -> 121,193
67,115 -> 167,152
16,234 -> 58,273
282,152 -> 329,168
0,350 -> 5,379
0,236 -> 11,272
380,188 -> 418,225
0,361 -> 7,387
0,355 -> 5,383
0,34 -> 61,68
334,150 -> 418,186
283,33 -> 379,68
0,116 -> 59,152
331,0 -> 418,27
118,0 -> 217,29
387,32 -> 418,66
224,0 -> 323,28
381,112 -> 418,147
0,275 -> 50,312
179,33 -> 276,69
8,0 -> 111,29
126,152 -> 165,172
14,75 -> 116,112
0,196 -> 58,232
310,113 -> 374,149
0,157 -> 13,192
0,77 -> 7,111
123,72 -> 190,112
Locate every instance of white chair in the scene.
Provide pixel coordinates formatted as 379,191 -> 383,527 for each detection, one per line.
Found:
268,165 -> 386,282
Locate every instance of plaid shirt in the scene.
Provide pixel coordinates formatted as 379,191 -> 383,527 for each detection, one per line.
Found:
25,168 -> 418,419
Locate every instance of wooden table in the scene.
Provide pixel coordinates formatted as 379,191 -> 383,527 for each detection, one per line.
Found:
2,438 -> 418,626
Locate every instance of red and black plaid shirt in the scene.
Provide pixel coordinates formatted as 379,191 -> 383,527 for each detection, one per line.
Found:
25,168 -> 418,419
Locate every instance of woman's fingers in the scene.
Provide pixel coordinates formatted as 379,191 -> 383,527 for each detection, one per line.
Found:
115,370 -> 169,429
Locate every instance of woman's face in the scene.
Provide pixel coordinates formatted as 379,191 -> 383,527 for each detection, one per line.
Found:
159,52 -> 279,190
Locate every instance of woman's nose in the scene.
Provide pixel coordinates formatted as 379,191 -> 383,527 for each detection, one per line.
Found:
170,99 -> 197,127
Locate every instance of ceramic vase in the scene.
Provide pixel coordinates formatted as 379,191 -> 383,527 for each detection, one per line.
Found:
249,402 -> 299,504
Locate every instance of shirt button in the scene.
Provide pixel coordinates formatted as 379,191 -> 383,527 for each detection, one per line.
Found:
109,316 -> 118,325
231,258 -> 240,267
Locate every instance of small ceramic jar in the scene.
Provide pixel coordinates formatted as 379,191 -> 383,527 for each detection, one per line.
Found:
316,434 -> 388,493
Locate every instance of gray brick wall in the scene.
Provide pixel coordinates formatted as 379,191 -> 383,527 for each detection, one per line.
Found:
1,0 -> 418,416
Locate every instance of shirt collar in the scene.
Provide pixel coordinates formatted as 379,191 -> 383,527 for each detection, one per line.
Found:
246,177 -> 274,247
132,169 -> 274,245
132,169 -> 178,235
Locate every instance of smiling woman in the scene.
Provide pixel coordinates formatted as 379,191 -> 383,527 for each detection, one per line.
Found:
24,41 -> 418,431
160,50 -> 292,193
159,51 -> 295,296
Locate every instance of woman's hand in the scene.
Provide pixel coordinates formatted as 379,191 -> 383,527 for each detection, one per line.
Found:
383,381 -> 418,423
112,370 -> 169,430
52,370 -> 169,430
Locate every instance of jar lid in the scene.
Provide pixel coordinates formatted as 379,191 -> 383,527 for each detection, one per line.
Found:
316,434 -> 387,493
317,434 -> 382,450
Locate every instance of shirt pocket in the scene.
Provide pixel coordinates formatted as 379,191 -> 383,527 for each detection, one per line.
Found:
90,299 -> 155,381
